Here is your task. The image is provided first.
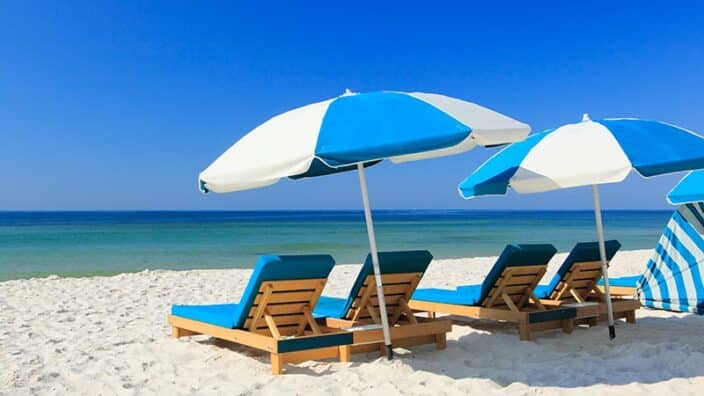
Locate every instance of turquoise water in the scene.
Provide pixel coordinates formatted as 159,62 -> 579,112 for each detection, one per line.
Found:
0,210 -> 672,281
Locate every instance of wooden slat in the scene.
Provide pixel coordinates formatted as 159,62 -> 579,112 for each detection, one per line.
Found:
501,292 -> 520,312
249,284 -> 273,332
397,298 -> 418,324
573,261 -> 603,270
353,294 -> 404,307
255,291 -> 314,304
568,279 -> 597,289
264,312 -> 281,339
497,265 -> 546,276
504,274 -> 542,286
261,278 -> 325,292
365,284 -> 412,295
302,305 -> 321,335
363,272 -> 423,284
168,315 -> 276,351
249,302 -> 310,316
572,270 -> 602,280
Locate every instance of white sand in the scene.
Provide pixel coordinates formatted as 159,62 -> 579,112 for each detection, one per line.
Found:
2,249 -> 704,395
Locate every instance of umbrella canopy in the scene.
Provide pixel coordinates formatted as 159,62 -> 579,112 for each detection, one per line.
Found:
457,115 -> 704,340
669,171 -> 704,205
459,116 -> 704,198
199,90 -> 530,358
200,91 -> 529,193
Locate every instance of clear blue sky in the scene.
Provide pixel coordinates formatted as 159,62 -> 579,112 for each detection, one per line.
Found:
2,1 -> 703,210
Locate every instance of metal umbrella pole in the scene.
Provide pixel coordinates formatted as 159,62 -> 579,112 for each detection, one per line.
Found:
357,163 -> 394,359
592,184 -> 616,340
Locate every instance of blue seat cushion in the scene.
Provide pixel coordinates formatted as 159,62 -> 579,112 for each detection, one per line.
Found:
171,254 -> 335,329
534,285 -> 554,299
171,303 -> 239,328
412,285 -> 483,306
597,275 -> 641,288
313,296 -> 347,319
314,250 -> 433,319
540,240 -> 621,298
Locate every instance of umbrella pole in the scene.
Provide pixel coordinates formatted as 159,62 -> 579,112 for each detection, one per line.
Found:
357,163 -> 394,359
592,184 -> 616,340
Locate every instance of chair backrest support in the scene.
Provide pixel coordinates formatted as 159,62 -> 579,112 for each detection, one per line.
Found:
346,272 -> 423,324
548,261 -> 605,303
482,265 -> 547,311
543,240 -> 621,302
233,254 -> 335,330
341,250 -> 433,324
244,278 -> 327,337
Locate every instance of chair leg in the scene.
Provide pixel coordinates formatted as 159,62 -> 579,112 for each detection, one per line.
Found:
435,333 -> 447,350
271,353 -> 283,375
519,323 -> 531,341
339,345 -> 351,363
626,310 -> 636,324
172,326 -> 182,338
562,319 -> 575,334
378,343 -> 387,357
172,326 -> 197,338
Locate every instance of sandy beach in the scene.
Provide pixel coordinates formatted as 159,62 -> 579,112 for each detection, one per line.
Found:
2,249 -> 704,395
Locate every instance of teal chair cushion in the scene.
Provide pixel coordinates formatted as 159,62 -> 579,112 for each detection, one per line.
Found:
597,275 -> 641,288
313,296 -> 348,319
412,286 -> 483,305
172,254 -> 335,329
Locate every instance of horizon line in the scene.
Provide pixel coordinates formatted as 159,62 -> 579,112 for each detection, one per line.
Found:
0,208 -> 675,213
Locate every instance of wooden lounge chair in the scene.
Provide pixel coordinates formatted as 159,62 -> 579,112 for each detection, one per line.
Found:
168,255 -> 353,375
534,241 -> 640,325
313,250 -> 452,356
409,244 -> 578,341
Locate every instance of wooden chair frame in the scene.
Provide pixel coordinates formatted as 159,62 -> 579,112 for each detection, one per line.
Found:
323,272 -> 452,355
539,261 -> 639,324
409,265 -> 577,341
169,277 -> 353,375
596,284 -> 638,297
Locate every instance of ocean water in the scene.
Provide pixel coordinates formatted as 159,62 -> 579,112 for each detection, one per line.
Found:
0,210 -> 672,281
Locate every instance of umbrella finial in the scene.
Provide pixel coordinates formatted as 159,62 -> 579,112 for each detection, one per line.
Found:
582,113 -> 591,122
342,88 -> 354,96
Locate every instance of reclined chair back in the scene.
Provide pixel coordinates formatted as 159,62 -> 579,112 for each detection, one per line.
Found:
344,250 -> 433,325
236,255 -> 335,338
542,241 -> 621,303
467,244 -> 557,312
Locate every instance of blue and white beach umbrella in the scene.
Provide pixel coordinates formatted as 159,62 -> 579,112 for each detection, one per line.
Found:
669,170 -> 704,205
459,115 -> 704,339
200,90 -> 530,357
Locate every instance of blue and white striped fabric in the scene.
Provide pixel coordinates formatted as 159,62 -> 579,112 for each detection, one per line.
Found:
669,171 -> 704,205
638,203 -> 704,314
199,91 -> 529,193
458,117 -> 704,198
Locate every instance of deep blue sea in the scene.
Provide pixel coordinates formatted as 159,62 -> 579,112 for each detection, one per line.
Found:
0,210 -> 672,281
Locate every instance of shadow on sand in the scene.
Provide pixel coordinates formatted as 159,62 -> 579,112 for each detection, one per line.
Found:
192,311 -> 704,386
397,312 -> 704,387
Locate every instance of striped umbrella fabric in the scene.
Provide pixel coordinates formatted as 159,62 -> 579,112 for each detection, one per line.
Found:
639,203 -> 704,314
199,91 -> 529,193
459,117 -> 704,198
669,171 -> 704,205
